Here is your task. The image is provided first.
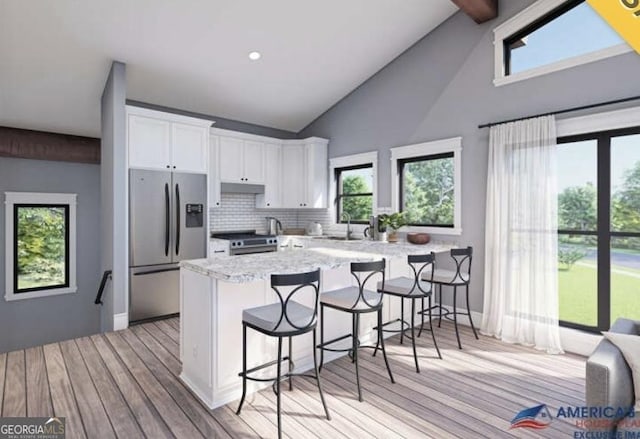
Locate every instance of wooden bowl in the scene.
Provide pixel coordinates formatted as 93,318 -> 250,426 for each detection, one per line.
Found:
407,233 -> 430,245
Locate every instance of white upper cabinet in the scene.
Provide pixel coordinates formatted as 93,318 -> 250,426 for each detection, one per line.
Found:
209,135 -> 222,208
256,143 -> 282,208
128,115 -> 171,170
304,139 -> 329,209
281,144 -> 306,208
217,135 -> 265,184
127,106 -> 212,173
210,127 -> 328,209
242,140 -> 265,184
171,123 -> 209,173
281,139 -> 328,209
218,136 -> 244,182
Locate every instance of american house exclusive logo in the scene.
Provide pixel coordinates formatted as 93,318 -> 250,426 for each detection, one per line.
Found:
510,404 -> 553,430
509,404 -> 640,436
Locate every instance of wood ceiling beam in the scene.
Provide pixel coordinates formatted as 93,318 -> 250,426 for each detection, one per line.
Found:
0,126 -> 100,164
450,0 -> 498,24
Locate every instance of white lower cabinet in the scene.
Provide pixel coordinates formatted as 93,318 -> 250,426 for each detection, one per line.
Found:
208,240 -> 229,258
180,259 -> 403,409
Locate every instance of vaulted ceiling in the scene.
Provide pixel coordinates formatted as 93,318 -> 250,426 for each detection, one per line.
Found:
0,1 -> 461,137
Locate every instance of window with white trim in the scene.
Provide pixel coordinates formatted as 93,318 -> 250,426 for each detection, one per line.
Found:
5,192 -> 77,301
391,137 -> 462,235
329,152 -> 378,225
335,164 -> 374,224
494,0 -> 630,86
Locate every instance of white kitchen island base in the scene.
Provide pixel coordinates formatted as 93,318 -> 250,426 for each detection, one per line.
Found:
180,241 -> 453,409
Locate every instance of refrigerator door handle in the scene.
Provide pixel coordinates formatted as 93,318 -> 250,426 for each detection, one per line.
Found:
165,183 -> 170,257
175,183 -> 181,256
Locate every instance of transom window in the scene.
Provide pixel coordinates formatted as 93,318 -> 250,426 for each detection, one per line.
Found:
494,0 -> 631,86
335,164 -> 374,224
5,192 -> 77,301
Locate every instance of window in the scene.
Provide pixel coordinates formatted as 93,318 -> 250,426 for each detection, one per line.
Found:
335,164 -> 374,224
399,153 -> 454,227
391,137 -> 462,235
330,152 -> 378,226
5,192 -> 77,301
556,127 -> 640,333
494,0 -> 631,86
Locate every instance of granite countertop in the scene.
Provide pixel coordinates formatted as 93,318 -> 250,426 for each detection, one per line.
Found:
182,238 -> 454,283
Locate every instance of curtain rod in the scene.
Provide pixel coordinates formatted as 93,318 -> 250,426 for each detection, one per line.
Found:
477,95 -> 640,129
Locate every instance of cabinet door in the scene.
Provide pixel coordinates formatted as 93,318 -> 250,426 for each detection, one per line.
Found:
218,137 -> 244,183
171,123 -> 208,173
281,145 -> 306,208
208,240 -> 229,258
128,115 -> 171,170
305,142 -> 328,208
209,136 -> 222,208
242,140 -> 265,184
258,144 -> 281,207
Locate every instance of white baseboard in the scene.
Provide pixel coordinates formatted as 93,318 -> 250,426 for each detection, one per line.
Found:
432,303 -> 483,331
435,303 -> 596,357
113,312 -> 129,331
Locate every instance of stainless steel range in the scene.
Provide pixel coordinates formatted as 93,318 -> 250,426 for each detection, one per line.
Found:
211,230 -> 278,255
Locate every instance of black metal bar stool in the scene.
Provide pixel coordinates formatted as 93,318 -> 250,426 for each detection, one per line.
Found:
375,252 -> 442,373
317,259 -> 394,402
418,246 -> 478,349
236,269 -> 330,439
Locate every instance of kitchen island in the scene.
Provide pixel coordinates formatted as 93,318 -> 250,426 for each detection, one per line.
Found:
179,237 -> 453,409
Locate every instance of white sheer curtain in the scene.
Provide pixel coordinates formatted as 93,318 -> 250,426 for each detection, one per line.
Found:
481,115 -> 563,354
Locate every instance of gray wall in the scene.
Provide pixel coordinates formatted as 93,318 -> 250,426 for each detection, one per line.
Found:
101,61 -> 127,327
300,1 -> 640,313
0,157 -> 101,352
127,100 -> 298,139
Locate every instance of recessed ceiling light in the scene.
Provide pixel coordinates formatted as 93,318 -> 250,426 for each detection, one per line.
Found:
248,51 -> 261,61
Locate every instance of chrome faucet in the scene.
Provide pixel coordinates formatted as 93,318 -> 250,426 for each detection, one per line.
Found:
340,212 -> 352,240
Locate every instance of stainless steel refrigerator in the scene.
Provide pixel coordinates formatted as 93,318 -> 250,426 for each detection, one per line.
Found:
129,169 -> 206,322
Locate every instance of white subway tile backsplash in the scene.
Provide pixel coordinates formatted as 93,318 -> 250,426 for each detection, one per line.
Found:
209,193 -> 332,234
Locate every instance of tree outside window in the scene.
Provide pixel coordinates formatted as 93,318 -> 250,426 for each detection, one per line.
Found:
336,165 -> 373,223
399,153 -> 454,227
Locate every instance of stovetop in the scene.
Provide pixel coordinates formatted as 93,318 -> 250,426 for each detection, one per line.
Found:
211,230 -> 276,241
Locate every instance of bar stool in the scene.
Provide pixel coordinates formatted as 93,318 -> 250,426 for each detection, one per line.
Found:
375,253 -> 441,373
418,247 -> 478,349
317,259 -> 394,402
236,269 -> 330,439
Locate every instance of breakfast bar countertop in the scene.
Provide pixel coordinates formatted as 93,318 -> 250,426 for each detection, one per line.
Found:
181,238 -> 454,283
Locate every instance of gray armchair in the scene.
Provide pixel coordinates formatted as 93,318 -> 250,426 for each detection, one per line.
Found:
586,318 -> 639,433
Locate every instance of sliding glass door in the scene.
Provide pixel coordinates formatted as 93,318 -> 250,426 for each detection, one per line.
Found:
610,133 -> 640,326
557,127 -> 640,332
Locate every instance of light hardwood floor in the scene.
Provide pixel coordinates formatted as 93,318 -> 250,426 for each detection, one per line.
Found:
0,318 -> 586,438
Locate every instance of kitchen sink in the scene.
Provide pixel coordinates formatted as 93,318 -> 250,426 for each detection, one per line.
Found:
313,236 -> 362,241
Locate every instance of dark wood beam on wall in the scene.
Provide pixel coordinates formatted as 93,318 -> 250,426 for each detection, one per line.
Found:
450,0 -> 498,24
0,126 -> 100,164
